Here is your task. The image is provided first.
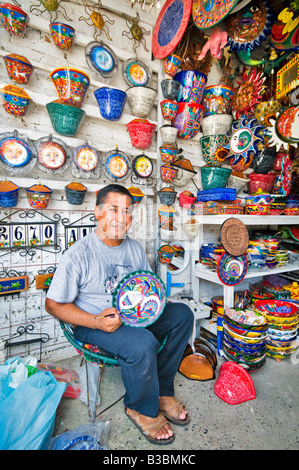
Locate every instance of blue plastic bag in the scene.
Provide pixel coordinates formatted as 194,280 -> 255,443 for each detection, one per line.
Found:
0,363 -> 66,450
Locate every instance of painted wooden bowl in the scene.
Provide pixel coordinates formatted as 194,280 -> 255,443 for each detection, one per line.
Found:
126,119 -> 156,149
0,84 -> 31,116
49,22 -> 75,51
50,67 -> 90,108
0,3 -> 28,36
94,87 -> 127,121
3,54 -> 33,84
126,86 -> 157,118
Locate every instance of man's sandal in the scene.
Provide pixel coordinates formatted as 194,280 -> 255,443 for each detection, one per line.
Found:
124,407 -> 175,445
159,397 -> 190,426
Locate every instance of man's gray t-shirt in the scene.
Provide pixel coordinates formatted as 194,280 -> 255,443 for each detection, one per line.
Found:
46,231 -> 151,315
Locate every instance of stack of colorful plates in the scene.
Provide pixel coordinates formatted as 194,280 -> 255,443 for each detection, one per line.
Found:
253,300 -> 299,362
222,307 -> 268,371
199,243 -> 224,270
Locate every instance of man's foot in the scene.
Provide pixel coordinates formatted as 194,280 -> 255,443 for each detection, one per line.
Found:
159,396 -> 190,425
124,407 -> 175,445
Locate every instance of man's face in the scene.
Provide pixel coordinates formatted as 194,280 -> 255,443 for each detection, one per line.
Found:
95,192 -> 133,241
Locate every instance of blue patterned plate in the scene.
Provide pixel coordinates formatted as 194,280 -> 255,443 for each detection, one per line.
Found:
112,270 -> 166,327
85,41 -> 118,78
103,149 -> 131,181
0,135 -> 32,167
217,252 -> 248,286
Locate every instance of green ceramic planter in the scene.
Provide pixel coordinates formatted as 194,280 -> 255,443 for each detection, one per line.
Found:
46,101 -> 86,137
201,166 -> 232,190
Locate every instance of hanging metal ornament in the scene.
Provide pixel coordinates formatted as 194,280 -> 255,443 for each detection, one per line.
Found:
30,0 -> 73,22
122,12 -> 150,54
79,0 -> 115,41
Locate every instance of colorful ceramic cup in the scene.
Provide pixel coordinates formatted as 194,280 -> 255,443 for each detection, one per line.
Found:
160,99 -> 179,121
49,22 -> 75,51
0,84 -> 31,116
94,87 -> 127,121
50,67 -> 90,108
174,70 -> 207,104
126,86 -> 157,118
199,134 -> 229,167
172,102 -> 204,139
3,54 -> 33,85
126,119 -> 156,149
163,54 -> 181,77
202,84 -> 233,116
0,3 -> 28,36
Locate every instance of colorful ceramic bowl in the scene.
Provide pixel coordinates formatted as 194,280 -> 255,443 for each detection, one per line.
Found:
160,99 -> 179,121
0,84 -> 31,116
159,144 -> 178,163
200,114 -> 233,136
26,184 -> 52,209
174,70 -> 207,104
0,3 -> 28,36
94,87 -> 127,121
201,166 -> 232,190
199,134 -> 229,167
50,67 -> 90,108
160,164 -> 178,183
126,86 -> 157,119
65,182 -> 87,205
161,79 -> 181,101
0,180 -> 19,207
126,119 -> 156,149
159,125 -> 178,146
202,84 -> 233,116
158,244 -> 176,264
163,54 -> 181,77
46,101 -> 86,137
3,54 -> 33,84
248,172 -> 276,194
172,102 -> 204,139
49,22 -> 75,51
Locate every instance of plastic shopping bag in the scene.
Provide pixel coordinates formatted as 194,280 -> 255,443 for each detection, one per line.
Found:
0,362 -> 66,450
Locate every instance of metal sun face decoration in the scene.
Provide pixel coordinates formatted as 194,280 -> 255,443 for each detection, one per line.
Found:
232,67 -> 266,120
122,12 -> 150,54
30,0 -> 72,22
79,0 -> 115,42
225,118 -> 264,172
225,0 -> 273,53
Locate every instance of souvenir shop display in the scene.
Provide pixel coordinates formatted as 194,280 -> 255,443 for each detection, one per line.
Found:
217,252 -> 248,286
85,41 -> 118,79
270,5 -> 299,52
199,134 -> 229,167
30,0 -> 73,22
3,54 -> 34,85
112,270 -> 166,327
49,22 -> 75,51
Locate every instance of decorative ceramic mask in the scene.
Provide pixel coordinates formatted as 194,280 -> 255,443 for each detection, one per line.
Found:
225,0 -> 273,53
270,5 -> 299,51
232,68 -> 266,119
225,118 -> 264,171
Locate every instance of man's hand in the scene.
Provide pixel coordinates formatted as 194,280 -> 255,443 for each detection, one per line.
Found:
94,307 -> 122,332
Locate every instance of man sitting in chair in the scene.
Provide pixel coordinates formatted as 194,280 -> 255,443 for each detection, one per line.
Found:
45,183 -> 194,445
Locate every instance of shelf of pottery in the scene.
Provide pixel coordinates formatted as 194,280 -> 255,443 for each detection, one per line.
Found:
0,0 -> 161,198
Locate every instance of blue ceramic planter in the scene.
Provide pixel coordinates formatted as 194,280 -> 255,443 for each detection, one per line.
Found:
94,87 -> 127,121
174,70 -> 207,104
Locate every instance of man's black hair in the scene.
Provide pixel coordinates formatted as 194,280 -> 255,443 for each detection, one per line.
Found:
96,184 -> 133,207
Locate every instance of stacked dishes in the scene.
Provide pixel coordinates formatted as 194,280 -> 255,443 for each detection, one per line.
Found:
246,240 -> 268,270
253,300 -> 299,362
222,307 -> 268,370
199,243 -> 224,270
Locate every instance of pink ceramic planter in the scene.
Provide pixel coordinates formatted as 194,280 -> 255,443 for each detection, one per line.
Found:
126,119 -> 156,149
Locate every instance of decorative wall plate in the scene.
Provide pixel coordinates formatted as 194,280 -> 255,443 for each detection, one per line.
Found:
85,41 -> 118,79
225,0 -> 273,53
73,144 -> 99,172
36,135 -> 70,174
132,154 -> 153,179
217,252 -> 248,286
103,148 -> 131,181
0,131 -> 36,174
192,0 -> 239,30
152,0 -> 192,59
220,218 -> 249,256
122,58 -> 151,87
112,270 -> 166,327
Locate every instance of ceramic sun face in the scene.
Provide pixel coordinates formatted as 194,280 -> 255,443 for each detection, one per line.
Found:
232,68 -> 266,119
225,118 -> 264,171
225,0 -> 273,53
267,106 -> 299,150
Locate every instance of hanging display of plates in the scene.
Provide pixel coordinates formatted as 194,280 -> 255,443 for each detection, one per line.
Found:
35,135 -> 71,174
192,0 -> 239,30
112,270 -> 166,327
0,130 -> 36,175
132,154 -> 153,179
152,0 -> 192,59
217,252 -> 248,286
122,58 -> 152,88
103,147 -> 131,182
85,41 -> 118,79
73,144 -> 100,172
224,0 -> 273,53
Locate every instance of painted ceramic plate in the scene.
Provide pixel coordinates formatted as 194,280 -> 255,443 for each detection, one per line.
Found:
217,252 -> 248,286
112,270 -> 166,327
0,135 -> 32,167
275,106 -> 299,145
122,58 -> 151,87
103,149 -> 130,181
220,218 -> 249,257
85,41 -> 118,78
152,0 -> 192,59
132,154 -> 153,178
74,144 -> 99,172
37,139 -> 67,170
192,0 -> 239,30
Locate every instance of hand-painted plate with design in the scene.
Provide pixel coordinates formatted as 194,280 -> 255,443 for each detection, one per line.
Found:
36,136 -> 70,172
132,154 -> 153,178
0,135 -> 32,168
103,149 -> 131,181
85,41 -> 118,79
192,0 -> 239,30
152,0 -> 192,59
112,270 -> 166,327
217,252 -> 248,286
122,59 -> 152,87
73,144 -> 99,172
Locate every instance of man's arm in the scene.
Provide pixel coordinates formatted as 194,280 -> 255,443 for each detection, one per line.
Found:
45,298 -> 122,333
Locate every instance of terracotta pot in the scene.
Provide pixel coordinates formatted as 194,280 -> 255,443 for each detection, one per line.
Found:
65,182 -> 87,205
126,119 -> 156,149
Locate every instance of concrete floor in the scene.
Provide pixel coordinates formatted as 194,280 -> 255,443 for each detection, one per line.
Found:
52,348 -> 299,451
